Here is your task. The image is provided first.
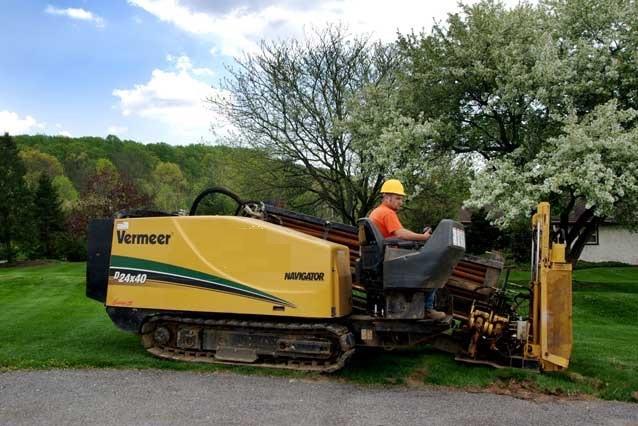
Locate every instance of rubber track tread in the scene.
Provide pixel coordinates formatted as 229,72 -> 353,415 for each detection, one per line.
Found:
141,315 -> 355,373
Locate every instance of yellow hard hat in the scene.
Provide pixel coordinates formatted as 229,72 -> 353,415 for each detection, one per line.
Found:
380,179 -> 406,196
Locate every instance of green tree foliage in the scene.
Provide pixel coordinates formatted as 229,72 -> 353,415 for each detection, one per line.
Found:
193,147 -> 319,214
107,135 -> 158,183
63,152 -> 95,193
0,133 -> 31,262
345,82 -> 437,187
14,135 -> 318,219
15,134 -> 158,194
211,25 -> 399,224
52,176 -> 79,211
397,1 -> 561,159
17,148 -> 79,211
19,148 -> 64,188
398,159 -> 473,231
463,209 -> 506,256
32,174 -> 65,259
153,162 -> 188,212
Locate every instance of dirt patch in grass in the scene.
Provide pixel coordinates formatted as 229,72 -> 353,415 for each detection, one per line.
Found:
485,379 -> 557,401
566,372 -> 605,390
465,378 -> 597,402
405,368 -> 429,388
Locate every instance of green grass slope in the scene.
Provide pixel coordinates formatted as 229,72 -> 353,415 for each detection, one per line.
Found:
1,262 -> 636,401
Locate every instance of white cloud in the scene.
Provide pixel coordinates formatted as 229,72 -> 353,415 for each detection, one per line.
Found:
58,130 -> 73,138
128,0 -> 530,57
112,55 -> 230,143
0,111 -> 45,135
166,54 -> 214,76
45,5 -> 105,28
107,125 -> 129,135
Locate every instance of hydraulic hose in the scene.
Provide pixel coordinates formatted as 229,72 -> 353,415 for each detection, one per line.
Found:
189,187 -> 244,216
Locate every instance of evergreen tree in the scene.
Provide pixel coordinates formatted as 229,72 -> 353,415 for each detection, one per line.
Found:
32,174 -> 65,259
0,133 -> 31,263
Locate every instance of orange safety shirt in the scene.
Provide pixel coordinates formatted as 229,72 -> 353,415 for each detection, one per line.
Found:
369,204 -> 403,238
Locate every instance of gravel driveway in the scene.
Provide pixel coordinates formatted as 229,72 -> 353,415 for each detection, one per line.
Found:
0,369 -> 636,425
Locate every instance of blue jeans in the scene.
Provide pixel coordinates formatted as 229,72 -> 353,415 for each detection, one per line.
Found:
425,289 -> 437,310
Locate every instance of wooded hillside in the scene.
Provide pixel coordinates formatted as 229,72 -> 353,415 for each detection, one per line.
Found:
1,134 -> 321,261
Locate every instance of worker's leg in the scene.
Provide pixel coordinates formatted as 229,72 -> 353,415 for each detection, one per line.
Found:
425,289 -> 437,310
424,289 -> 446,320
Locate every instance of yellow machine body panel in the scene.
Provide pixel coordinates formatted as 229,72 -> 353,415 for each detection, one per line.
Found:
541,265 -> 573,369
105,216 -> 352,318
528,202 -> 573,371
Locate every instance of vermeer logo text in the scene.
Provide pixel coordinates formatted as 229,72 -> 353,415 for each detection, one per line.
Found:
116,230 -> 171,245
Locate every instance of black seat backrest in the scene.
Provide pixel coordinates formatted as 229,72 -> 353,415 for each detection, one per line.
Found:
358,218 -> 385,271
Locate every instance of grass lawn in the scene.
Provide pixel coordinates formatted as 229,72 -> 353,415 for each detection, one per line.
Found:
1,262 -> 637,401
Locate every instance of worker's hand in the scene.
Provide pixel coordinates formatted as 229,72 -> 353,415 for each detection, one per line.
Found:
423,227 -> 432,239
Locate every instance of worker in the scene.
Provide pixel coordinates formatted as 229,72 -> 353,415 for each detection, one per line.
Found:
369,179 -> 446,320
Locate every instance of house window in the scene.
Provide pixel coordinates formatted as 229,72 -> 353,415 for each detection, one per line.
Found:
586,224 -> 599,245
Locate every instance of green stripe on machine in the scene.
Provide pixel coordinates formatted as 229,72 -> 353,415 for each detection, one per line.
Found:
109,255 -> 294,307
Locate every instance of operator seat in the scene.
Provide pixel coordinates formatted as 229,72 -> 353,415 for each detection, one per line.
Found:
358,218 -> 423,271
357,218 -> 385,273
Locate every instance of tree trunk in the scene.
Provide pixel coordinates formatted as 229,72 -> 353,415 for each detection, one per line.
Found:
567,216 -> 601,265
5,239 -> 14,264
560,195 -> 576,245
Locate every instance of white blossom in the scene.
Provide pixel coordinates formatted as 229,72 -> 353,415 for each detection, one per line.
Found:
466,100 -> 638,229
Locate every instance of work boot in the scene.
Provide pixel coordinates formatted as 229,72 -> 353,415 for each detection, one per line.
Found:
424,309 -> 447,320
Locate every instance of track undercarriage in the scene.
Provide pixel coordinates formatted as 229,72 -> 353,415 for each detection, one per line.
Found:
135,312 -> 456,372
140,315 -> 356,373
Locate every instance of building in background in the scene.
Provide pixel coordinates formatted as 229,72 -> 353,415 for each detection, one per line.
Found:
459,206 -> 638,266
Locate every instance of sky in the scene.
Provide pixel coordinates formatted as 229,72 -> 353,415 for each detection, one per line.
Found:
0,0 -> 522,145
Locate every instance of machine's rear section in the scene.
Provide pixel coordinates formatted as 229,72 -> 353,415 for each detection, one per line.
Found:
88,214 -> 355,372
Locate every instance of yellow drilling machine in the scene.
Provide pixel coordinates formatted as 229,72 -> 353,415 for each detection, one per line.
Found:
86,188 -> 572,372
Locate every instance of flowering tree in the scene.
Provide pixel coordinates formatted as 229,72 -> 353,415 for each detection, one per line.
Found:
344,83 -> 441,190
466,101 -> 638,262
377,0 -> 638,262
343,81 -> 473,226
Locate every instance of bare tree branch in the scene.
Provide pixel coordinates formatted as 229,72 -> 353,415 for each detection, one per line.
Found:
209,25 -> 398,224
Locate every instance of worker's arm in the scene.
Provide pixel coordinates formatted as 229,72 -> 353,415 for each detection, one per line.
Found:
392,227 -> 431,241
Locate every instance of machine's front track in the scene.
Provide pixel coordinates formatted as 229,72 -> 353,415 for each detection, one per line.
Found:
140,315 -> 356,373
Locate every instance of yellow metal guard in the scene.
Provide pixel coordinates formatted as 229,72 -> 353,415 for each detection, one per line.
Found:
527,202 -> 573,371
